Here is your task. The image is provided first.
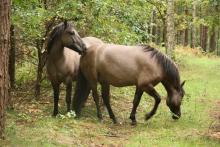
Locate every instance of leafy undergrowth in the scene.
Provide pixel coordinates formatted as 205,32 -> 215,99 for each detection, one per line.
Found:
1,47 -> 220,146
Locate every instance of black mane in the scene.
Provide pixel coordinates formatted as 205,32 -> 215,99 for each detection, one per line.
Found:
46,22 -> 72,54
143,45 -> 180,89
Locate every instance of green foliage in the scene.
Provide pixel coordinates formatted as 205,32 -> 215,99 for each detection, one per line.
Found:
12,0 -> 155,45
16,58 -> 36,85
12,0 -> 46,43
12,0 -> 220,51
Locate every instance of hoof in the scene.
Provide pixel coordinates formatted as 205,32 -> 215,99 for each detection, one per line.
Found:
98,114 -> 103,120
52,112 -> 58,117
112,119 -> 118,124
145,114 -> 152,121
131,121 -> 137,126
74,110 -> 81,118
172,114 -> 180,120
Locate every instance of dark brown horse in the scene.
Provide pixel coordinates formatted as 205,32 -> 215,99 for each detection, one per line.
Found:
46,21 -> 86,116
73,41 -> 185,125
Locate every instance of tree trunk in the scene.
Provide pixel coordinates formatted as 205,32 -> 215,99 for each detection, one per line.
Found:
191,0 -> 197,48
151,8 -> 157,43
162,24 -> 166,46
166,0 -> 175,59
0,0 -> 10,139
9,25 -> 15,89
34,39 -> 44,100
201,25 -> 208,51
7,24 -> 15,109
209,26 -> 216,52
217,29 -> 220,55
34,0 -> 52,100
156,26 -> 161,45
177,30 -> 184,45
43,0 -> 47,9
200,24 -> 203,48
34,15 -> 58,100
184,7 -> 189,46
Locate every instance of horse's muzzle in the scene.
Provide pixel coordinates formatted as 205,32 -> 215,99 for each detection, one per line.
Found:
66,44 -> 83,54
172,113 -> 181,119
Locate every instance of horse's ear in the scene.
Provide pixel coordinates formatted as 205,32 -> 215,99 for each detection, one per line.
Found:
181,80 -> 186,87
64,20 -> 68,29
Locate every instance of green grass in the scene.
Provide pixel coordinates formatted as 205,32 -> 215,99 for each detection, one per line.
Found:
1,48 -> 220,146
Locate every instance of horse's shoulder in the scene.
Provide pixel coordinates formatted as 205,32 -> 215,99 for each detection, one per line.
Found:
64,47 -> 79,54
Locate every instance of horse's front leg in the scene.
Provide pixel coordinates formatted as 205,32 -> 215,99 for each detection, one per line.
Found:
66,82 -> 72,113
129,87 -> 143,125
91,84 -> 103,120
51,82 -> 60,116
143,85 -> 161,120
101,83 -> 117,124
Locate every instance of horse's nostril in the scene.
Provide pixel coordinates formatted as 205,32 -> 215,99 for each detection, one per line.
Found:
172,113 -> 180,119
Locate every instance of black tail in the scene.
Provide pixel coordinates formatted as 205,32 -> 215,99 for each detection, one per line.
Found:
72,69 -> 91,116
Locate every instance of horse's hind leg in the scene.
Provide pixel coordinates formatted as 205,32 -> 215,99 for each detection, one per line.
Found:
129,87 -> 143,125
142,85 -> 161,120
51,82 -> 60,116
66,82 -> 72,112
91,84 -> 103,120
101,84 -> 117,124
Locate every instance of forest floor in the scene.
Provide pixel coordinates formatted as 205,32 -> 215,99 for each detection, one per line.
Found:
1,47 -> 220,147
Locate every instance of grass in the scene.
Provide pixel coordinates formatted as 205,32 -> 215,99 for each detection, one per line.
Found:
1,46 -> 220,146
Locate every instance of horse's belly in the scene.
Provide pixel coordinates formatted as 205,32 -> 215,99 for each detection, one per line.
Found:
110,81 -> 134,87
46,65 -> 77,84
98,72 -> 136,87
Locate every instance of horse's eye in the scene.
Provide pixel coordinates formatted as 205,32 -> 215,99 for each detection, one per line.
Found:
69,31 -> 75,35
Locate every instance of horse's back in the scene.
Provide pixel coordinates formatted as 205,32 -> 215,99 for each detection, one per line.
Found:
82,37 -> 104,49
96,44 -> 162,87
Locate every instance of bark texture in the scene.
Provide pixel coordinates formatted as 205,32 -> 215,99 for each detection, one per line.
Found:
166,0 -> 175,59
0,0 -> 10,139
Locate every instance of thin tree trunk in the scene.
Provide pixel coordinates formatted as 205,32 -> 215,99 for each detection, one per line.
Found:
184,7 -> 189,46
209,26 -> 216,52
9,25 -> 15,89
34,16 -> 58,100
217,29 -> 220,55
7,24 -> 15,109
43,0 -> 47,9
176,31 -> 179,45
200,24 -> 203,48
162,25 -> 166,46
151,8 -> 157,43
156,25 -> 161,45
166,0 -> 175,59
201,25 -> 208,51
0,0 -> 10,139
148,22 -> 151,36
191,0 -> 197,48
177,30 -> 184,45
34,0 -> 53,100
34,39 -> 43,100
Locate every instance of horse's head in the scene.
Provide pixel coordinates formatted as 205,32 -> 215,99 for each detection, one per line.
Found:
61,20 -> 86,54
166,81 -> 185,119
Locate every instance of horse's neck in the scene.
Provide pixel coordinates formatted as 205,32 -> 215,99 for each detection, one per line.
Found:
48,42 -> 64,61
162,81 -> 174,97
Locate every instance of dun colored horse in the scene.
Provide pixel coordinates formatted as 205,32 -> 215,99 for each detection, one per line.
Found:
73,41 -> 185,125
46,21 -> 86,116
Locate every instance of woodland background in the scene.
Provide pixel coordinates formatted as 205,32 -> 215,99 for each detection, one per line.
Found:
0,0 -> 220,146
